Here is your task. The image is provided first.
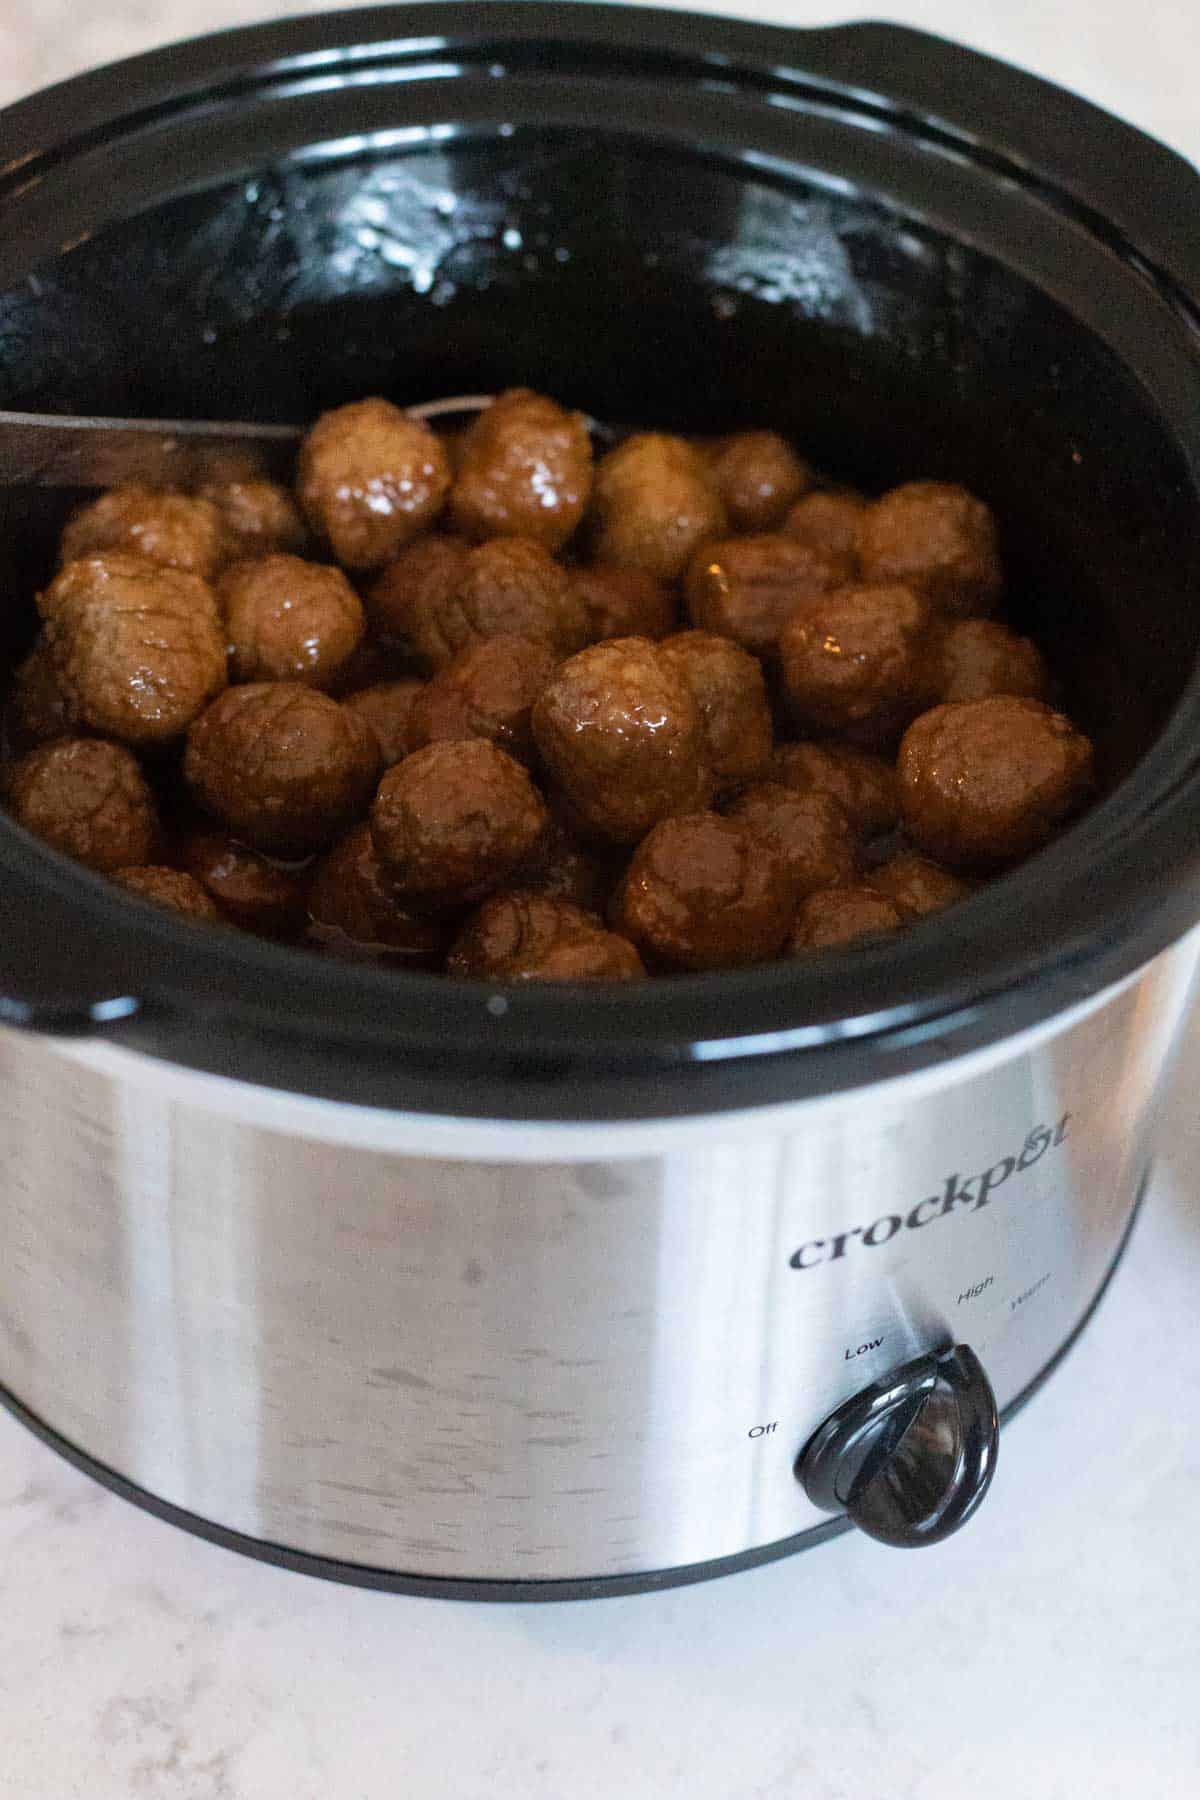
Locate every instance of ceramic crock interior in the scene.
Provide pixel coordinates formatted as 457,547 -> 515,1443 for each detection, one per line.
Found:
0,13 -> 1199,1110
1,123 -> 1197,786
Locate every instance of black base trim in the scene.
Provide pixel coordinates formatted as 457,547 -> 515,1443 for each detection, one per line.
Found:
0,1177 -> 1147,1601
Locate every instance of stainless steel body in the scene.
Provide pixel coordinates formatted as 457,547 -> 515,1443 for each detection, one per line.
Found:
2,933 -> 1195,1584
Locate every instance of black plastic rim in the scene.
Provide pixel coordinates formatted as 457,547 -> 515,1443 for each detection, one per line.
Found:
1,6 -> 1200,1119
0,1171 -> 1145,1600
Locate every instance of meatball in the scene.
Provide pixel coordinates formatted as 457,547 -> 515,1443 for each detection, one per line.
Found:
789,885 -> 909,951
177,828 -> 309,937
510,817 -> 617,913
197,479 -> 309,561
870,850 -> 973,917
307,824 -> 449,963
373,536 -> 588,671
59,485 -> 228,579
725,783 -> 857,899
572,565 -> 678,642
366,535 -> 470,646
591,433 -> 727,582
112,865 -> 222,921
705,431 -> 812,532
531,637 -> 714,845
371,739 -> 549,908
297,398 -> 452,569
783,490 -> 867,562
770,742 -> 900,838
658,630 -> 773,793
5,638 -> 78,750
326,634 -> 410,700
685,535 -> 853,657
40,552 -> 227,749
5,737 -> 158,873
778,582 -> 938,746
407,634 -> 559,763
898,695 -> 1094,870
341,679 -> 425,766
858,480 -> 1003,618
937,618 -> 1050,704
447,892 -> 643,982
185,683 -> 380,856
526,935 -> 647,981
219,554 -> 365,688
449,388 -> 593,550
612,812 -> 794,971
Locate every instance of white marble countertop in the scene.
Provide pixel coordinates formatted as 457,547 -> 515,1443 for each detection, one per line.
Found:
2,2 -> 1200,1795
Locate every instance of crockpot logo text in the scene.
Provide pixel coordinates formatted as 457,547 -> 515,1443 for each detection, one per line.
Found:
789,1115 -> 1070,1271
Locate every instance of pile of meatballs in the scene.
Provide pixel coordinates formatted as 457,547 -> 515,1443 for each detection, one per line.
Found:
0,388 -> 1095,982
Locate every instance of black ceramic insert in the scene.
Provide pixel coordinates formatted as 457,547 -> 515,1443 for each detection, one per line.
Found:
0,6 -> 1198,1117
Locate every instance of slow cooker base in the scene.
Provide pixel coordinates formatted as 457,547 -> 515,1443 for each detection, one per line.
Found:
0,1177 -> 1147,1602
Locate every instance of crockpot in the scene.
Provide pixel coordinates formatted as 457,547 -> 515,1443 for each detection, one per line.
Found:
1,3 -> 1199,1600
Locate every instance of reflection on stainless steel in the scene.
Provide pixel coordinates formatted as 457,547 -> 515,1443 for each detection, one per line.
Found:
0,932 -> 1195,1582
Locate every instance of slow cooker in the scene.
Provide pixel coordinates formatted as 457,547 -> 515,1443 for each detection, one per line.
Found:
1,4 -> 1199,1599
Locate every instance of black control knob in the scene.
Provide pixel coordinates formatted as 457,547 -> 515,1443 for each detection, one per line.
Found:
795,1344 -> 998,1548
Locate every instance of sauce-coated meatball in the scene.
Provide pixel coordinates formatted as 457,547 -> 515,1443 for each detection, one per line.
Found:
374,536 -> 588,671
532,637 -> 713,845
789,885 -> 908,951
449,388 -> 593,550
770,742 -> 900,838
6,737 -> 158,872
40,552 -> 227,748
705,431 -> 812,532
307,823 -> 449,963
197,479 -> 309,561
778,582 -> 937,746
340,679 -> 426,766
371,739 -> 549,907
447,892 -> 643,982
783,490 -> 867,562
658,630 -> 773,793
297,398 -> 451,569
407,634 -> 559,763
937,618 -> 1050,704
327,636 -> 410,700
220,554 -> 365,689
859,481 -> 1002,618
572,565 -> 678,642
612,812 -> 794,971
725,783 -> 857,899
59,485 -> 228,579
366,536 -> 470,645
685,535 -> 853,656
177,828 -> 309,937
524,935 -> 647,981
898,695 -> 1093,869
510,817 -> 617,912
592,434 -> 727,582
113,865 -> 222,921
6,638 -> 77,750
185,683 -> 380,856
870,849 -> 973,917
